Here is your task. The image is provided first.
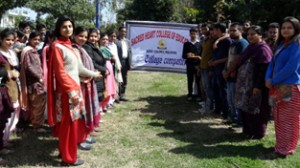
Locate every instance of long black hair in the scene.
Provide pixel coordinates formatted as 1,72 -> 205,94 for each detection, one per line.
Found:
72,26 -> 89,45
0,28 -> 15,47
41,30 -> 55,50
248,25 -> 264,36
277,16 -> 300,44
87,28 -> 99,39
27,31 -> 41,46
54,16 -> 75,38
28,31 -> 41,40
74,26 -> 88,36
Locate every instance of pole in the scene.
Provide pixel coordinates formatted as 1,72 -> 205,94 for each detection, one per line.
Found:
96,0 -> 100,29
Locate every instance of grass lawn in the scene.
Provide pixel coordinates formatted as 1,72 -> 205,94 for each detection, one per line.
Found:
5,71 -> 300,168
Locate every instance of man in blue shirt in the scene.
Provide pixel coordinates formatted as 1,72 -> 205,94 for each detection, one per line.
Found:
209,23 -> 232,119
223,23 -> 249,125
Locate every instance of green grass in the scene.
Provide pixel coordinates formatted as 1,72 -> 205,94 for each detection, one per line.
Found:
4,71 -> 300,167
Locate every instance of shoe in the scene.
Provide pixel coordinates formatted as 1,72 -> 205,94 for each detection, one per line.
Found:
196,97 -> 204,102
0,158 -> 7,165
3,142 -> 14,148
58,153 -> 80,159
213,109 -> 221,114
90,132 -> 100,136
78,143 -> 92,151
198,101 -> 205,106
85,138 -> 96,144
35,128 -> 47,133
187,96 -> 193,101
107,104 -> 114,109
0,149 -> 14,154
103,109 -> 112,114
222,120 -> 232,125
198,108 -> 206,114
262,152 -> 287,160
115,99 -> 120,104
120,97 -> 129,101
61,159 -> 84,166
275,152 -> 287,158
94,127 -> 101,132
267,147 -> 275,152
231,123 -> 242,128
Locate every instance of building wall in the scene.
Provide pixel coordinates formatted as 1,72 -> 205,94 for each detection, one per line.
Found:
0,8 -> 29,28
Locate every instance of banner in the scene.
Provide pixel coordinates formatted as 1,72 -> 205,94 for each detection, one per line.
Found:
126,21 -> 197,73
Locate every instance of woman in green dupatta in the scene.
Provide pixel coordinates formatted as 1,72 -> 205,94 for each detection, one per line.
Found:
98,33 -> 120,112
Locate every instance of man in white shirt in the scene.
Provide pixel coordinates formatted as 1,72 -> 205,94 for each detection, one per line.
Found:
115,27 -> 132,102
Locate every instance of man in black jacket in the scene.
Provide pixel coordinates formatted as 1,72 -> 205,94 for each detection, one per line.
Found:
115,27 -> 132,102
182,28 -> 201,101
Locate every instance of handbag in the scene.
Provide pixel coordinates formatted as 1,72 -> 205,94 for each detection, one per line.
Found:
235,57 -> 261,114
269,84 -> 292,106
268,44 -> 292,106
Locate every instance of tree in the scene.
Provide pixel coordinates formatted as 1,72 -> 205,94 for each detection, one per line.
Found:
171,0 -> 204,23
117,0 -> 174,23
221,0 -> 300,27
0,0 -> 29,20
117,0 -> 300,25
26,0 -> 95,23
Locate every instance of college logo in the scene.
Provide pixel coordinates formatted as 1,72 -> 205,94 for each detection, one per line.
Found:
157,39 -> 167,49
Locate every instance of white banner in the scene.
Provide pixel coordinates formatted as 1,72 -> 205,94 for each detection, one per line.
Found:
126,21 -> 197,73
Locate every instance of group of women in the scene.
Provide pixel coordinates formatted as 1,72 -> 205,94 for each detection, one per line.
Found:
0,16 -> 123,166
0,14 -> 299,166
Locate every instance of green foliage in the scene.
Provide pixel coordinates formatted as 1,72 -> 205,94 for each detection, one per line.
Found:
26,0 -> 95,22
14,15 -> 27,28
183,7 -> 204,23
118,0 -> 300,25
4,71 -> 300,167
45,15 -> 55,30
76,21 -> 96,29
100,23 -> 120,34
117,0 -> 174,23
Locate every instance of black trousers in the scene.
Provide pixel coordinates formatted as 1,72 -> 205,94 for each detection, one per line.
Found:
186,65 -> 200,97
120,58 -> 129,98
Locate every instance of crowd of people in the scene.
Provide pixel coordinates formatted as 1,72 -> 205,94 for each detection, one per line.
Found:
0,16 -> 132,166
182,16 -> 300,159
0,13 -> 299,166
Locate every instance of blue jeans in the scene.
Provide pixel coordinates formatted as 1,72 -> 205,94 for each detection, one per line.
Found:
212,73 -> 229,119
201,69 -> 213,110
227,81 -> 241,125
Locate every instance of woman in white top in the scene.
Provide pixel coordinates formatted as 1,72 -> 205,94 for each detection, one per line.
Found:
107,31 -> 122,105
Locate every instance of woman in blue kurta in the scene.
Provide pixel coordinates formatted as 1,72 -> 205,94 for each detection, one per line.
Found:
265,16 -> 300,157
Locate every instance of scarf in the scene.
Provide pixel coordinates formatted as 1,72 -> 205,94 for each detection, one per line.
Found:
73,43 -> 100,130
42,45 -> 50,87
19,45 -> 34,112
240,41 -> 273,64
73,44 -> 95,71
47,37 -> 72,126
0,49 -> 18,66
100,46 -> 113,60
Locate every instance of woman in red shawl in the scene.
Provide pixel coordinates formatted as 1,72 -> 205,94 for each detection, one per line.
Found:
47,17 -> 100,166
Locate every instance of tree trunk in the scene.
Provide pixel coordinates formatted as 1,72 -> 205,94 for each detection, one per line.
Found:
0,11 -> 4,23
